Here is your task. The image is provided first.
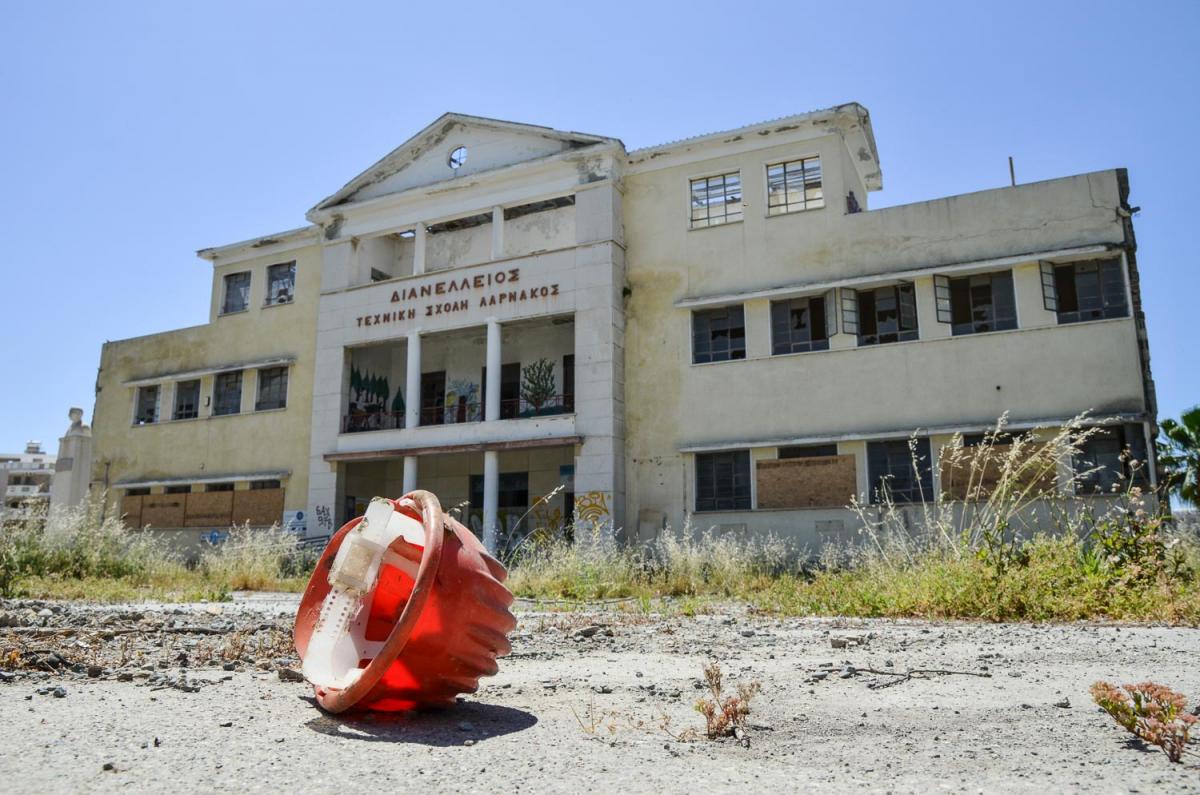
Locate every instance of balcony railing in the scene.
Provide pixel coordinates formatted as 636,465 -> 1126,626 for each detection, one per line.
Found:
342,411 -> 406,434
341,394 -> 575,434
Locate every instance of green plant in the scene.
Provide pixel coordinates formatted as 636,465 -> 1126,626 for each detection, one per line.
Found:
520,358 -> 556,413
1158,406 -> 1200,508
1091,681 -> 1197,763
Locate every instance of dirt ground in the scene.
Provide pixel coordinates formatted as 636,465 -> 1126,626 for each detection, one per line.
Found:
1,594 -> 1198,793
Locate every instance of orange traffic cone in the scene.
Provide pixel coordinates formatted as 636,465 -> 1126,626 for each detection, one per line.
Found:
293,490 -> 516,713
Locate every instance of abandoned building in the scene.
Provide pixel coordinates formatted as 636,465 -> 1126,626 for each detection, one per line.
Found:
88,103 -> 1158,549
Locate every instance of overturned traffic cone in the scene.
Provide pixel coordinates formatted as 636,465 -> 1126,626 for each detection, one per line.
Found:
293,490 -> 516,713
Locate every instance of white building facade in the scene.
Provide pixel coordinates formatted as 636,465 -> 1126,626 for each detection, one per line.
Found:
90,104 -> 1159,551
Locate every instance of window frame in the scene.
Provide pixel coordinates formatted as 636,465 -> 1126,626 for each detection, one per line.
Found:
220,271 -> 252,315
694,450 -> 752,512
255,366 -> 289,412
945,270 -> 1019,336
691,304 -> 747,364
855,282 -> 920,346
134,385 -> 160,425
212,370 -> 243,417
1052,257 -> 1130,325
171,379 -> 201,421
867,438 -> 934,504
770,294 -> 831,355
688,171 -> 744,229
264,261 -> 296,307
765,155 -> 825,216
1073,424 -> 1150,495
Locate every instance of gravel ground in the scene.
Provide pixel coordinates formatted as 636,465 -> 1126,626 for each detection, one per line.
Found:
2,594 -> 1198,793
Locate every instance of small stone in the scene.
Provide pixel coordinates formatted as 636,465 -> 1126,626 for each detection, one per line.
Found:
37,609 -> 53,619
277,667 -> 304,683
87,665 -> 103,678
219,721 -> 233,728
102,762 -> 115,771
593,685 -> 613,694
1054,698 -> 1070,708
573,625 -> 601,639
52,687 -> 67,698
830,637 -> 848,649
222,662 -> 237,671
838,668 -> 855,679
463,739 -> 476,746
740,629 -> 756,638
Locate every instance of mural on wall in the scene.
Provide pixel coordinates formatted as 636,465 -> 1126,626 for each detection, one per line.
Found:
445,379 -> 481,424
349,366 -> 392,413
574,491 -> 611,525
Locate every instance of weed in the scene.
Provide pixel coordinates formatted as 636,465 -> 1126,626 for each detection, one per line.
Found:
1091,681 -> 1198,762
694,661 -> 761,740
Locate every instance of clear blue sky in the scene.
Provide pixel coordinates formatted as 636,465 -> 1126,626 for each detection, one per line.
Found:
1,1 -> 1196,454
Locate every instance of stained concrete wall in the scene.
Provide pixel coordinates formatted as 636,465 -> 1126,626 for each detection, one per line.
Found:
623,149 -> 1145,545
92,242 -> 321,528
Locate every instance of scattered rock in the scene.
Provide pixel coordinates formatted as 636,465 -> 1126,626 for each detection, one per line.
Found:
277,667 -> 305,683
1054,698 -> 1070,709
52,686 -> 67,698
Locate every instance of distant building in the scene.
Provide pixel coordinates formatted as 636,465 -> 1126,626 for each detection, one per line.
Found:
88,104 -> 1158,549
1,441 -> 55,521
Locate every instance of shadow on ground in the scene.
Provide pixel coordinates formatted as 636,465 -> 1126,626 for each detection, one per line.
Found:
302,698 -> 537,746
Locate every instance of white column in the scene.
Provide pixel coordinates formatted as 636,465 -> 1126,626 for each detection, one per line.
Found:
413,224 -> 426,275
482,450 -> 499,553
405,331 -> 421,429
490,206 -> 504,260
402,456 -> 417,493
485,319 -> 501,422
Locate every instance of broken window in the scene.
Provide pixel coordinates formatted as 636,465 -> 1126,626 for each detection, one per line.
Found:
867,438 -> 933,504
1073,424 -> 1150,494
692,305 -> 746,364
255,367 -> 288,411
770,295 -> 830,354
856,283 -> 918,346
1053,258 -> 1128,324
213,371 -> 242,416
695,451 -> 752,512
172,380 -> 200,421
943,270 -> 1018,336
766,157 -> 824,215
265,261 -> 296,306
134,385 -> 159,425
221,272 -> 251,314
689,172 -> 743,228
778,444 -> 838,459
250,479 -> 281,490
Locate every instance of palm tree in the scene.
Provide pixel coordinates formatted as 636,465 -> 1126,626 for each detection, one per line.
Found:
1158,406 -> 1200,508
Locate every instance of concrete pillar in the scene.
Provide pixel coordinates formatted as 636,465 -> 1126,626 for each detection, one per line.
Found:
48,407 -> 92,530
413,224 -> 426,275
485,319 -> 501,422
482,449 -> 499,553
491,206 -> 504,260
405,331 -> 421,429
402,456 -> 417,494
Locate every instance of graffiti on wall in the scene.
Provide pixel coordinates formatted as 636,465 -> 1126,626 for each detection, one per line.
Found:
573,491 -> 610,525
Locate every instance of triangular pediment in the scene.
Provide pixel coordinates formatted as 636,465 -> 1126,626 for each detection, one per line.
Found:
311,114 -> 618,212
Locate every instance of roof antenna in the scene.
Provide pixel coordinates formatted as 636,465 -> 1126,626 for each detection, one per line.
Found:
1008,156 -> 1016,187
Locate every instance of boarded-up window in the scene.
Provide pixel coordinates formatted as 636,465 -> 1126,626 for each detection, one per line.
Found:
184,491 -> 234,527
140,495 -> 186,527
940,442 -> 1059,501
232,488 -> 285,526
756,455 -> 857,509
120,494 -> 144,527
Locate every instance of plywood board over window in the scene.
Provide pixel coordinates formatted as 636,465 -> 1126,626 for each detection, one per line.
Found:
184,492 -> 234,527
232,489 -> 285,526
939,443 -> 1058,501
140,495 -> 186,528
120,495 -> 144,527
756,456 -> 857,509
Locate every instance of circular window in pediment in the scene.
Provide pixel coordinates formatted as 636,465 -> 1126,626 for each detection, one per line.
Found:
448,146 -> 468,170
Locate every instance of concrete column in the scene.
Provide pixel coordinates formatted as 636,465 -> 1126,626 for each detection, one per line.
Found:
405,331 -> 421,429
413,224 -> 426,275
490,206 -> 504,260
482,449 -> 499,553
485,319 -> 501,422
402,456 -> 417,494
